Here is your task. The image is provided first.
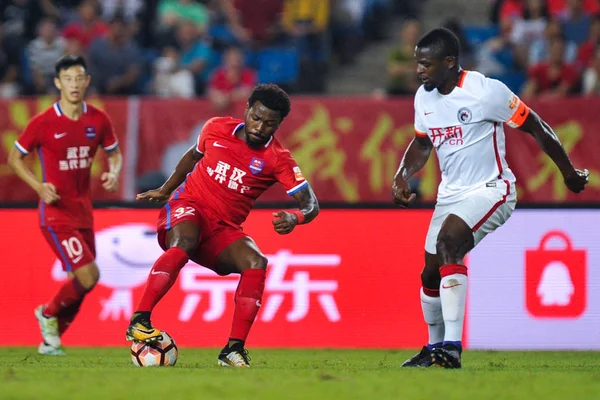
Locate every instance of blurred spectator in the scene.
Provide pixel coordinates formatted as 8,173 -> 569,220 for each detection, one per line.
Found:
510,0 -> 550,68
386,19 -> 421,96
101,0 -> 145,24
282,0 -> 330,40
152,46 -> 195,98
222,0 -> 284,47
158,0 -> 209,32
496,0 -> 524,23
510,0 -> 549,46
173,20 -> 214,94
558,0 -> 592,45
529,18 -> 577,65
330,0 -> 365,65
582,49 -> 600,95
0,0 -> 57,42
492,0 -> 599,22
88,16 -> 142,95
477,19 -> 522,76
208,46 -> 256,111
62,0 -> 109,49
577,16 -> 600,69
0,25 -> 20,98
522,36 -> 580,98
27,18 -> 67,94
282,0 -> 330,92
442,18 -> 475,69
548,0 -> 599,16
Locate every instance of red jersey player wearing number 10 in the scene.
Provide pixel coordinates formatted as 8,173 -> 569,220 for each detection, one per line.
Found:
8,55 -> 122,356
126,84 -> 319,367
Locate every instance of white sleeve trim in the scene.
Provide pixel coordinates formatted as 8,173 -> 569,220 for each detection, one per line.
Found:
103,140 -> 119,151
14,141 -> 29,155
286,180 -> 309,196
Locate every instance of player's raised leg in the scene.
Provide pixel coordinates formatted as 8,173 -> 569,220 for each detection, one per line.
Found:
126,219 -> 199,343
214,237 -> 268,368
402,252 -> 443,367
430,214 -> 473,369
37,229 -> 98,355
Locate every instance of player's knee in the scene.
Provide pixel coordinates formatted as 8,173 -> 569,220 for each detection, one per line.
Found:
75,263 -> 100,290
170,236 -> 198,257
246,253 -> 268,271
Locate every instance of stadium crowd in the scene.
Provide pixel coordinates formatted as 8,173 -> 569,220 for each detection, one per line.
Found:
0,0 -> 417,105
387,0 -> 600,97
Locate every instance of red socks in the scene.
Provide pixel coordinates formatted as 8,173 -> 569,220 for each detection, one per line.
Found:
43,278 -> 88,317
229,269 -> 266,342
136,247 -> 189,312
58,298 -> 84,336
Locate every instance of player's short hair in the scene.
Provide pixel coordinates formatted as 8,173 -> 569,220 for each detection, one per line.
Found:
248,84 -> 291,120
55,54 -> 88,77
416,28 -> 460,60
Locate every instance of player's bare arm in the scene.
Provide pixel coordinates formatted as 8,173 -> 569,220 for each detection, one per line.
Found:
102,147 -> 122,193
392,135 -> 433,206
272,185 -> 319,235
7,146 -> 60,204
136,145 -> 204,202
518,110 -> 589,193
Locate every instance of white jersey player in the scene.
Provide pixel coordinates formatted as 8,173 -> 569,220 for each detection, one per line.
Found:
392,28 -> 589,369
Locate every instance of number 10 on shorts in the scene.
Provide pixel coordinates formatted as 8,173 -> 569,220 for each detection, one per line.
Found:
61,237 -> 84,263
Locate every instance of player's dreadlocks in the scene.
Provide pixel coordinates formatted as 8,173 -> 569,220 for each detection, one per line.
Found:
248,84 -> 291,120
416,28 -> 461,61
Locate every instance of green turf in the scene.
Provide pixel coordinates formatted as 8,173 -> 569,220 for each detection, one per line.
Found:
1,348 -> 599,400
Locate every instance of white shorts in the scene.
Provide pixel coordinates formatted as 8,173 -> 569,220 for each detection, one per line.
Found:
424,184 -> 517,254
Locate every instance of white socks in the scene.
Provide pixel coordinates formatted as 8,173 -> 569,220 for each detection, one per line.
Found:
439,265 -> 468,344
420,288 -> 444,346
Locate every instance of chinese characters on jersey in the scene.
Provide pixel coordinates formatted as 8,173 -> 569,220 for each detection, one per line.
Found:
206,161 -> 251,194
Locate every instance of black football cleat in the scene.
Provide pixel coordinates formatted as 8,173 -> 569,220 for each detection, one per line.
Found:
431,343 -> 462,369
402,346 -> 434,367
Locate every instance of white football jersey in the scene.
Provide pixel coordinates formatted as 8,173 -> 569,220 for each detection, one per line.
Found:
414,70 -> 530,204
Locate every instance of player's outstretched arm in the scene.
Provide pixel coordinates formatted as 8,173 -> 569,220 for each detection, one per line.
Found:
272,185 -> 319,235
392,135 -> 433,207
8,146 -> 60,204
136,145 -> 203,202
518,110 -> 589,193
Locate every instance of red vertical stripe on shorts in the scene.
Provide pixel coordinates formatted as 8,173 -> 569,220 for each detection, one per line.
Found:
492,122 -> 503,177
472,180 -> 511,232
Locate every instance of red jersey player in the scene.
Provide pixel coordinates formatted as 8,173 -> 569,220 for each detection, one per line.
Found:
126,84 -> 319,367
8,55 -> 122,355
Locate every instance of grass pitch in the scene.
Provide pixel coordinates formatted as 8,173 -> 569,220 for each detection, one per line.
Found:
1,348 -> 599,400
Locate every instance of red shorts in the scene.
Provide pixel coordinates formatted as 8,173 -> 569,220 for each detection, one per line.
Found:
41,227 -> 96,272
157,199 -> 248,273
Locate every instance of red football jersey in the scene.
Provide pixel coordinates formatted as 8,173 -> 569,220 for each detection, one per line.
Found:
15,101 -> 119,228
174,117 -> 308,227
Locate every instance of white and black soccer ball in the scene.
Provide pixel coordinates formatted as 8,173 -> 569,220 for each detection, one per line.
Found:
130,332 -> 178,367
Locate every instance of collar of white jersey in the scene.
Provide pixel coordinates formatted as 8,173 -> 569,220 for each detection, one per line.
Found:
232,122 -> 273,148
53,101 -> 88,116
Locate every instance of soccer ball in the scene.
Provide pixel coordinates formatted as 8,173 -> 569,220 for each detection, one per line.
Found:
130,332 -> 178,367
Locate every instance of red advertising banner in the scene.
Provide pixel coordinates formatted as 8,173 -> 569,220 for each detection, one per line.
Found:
1,97 -> 599,203
0,209 -> 432,348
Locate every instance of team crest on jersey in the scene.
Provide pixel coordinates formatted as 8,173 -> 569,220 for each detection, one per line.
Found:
249,157 -> 265,174
457,107 -> 472,124
85,126 -> 97,139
